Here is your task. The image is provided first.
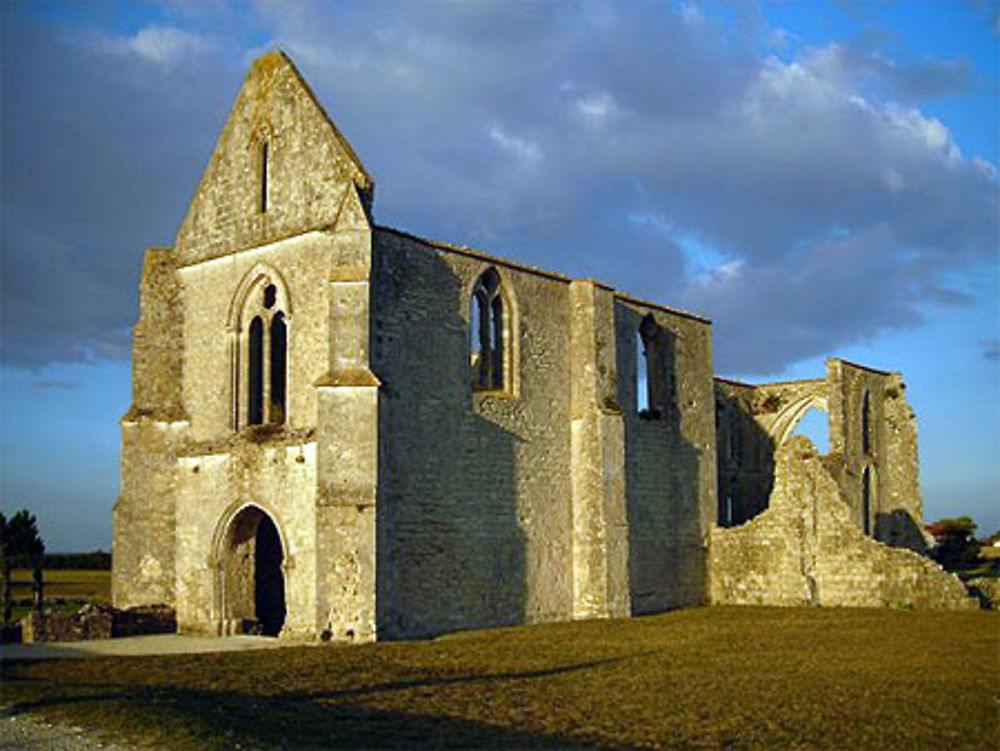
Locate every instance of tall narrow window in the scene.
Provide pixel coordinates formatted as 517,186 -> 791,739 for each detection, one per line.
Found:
638,314 -> 672,418
270,313 -> 287,424
637,330 -> 650,413
861,466 -> 872,535
247,317 -> 264,425
471,268 -> 506,391
259,140 -> 269,214
861,390 -> 872,455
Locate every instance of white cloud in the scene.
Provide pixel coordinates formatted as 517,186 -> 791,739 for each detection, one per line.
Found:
97,26 -> 215,67
4,1 -> 996,375
574,91 -> 619,125
488,125 -> 542,167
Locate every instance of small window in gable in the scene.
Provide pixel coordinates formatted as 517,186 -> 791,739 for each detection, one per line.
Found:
470,267 -> 511,393
861,390 -> 872,455
259,139 -> 270,214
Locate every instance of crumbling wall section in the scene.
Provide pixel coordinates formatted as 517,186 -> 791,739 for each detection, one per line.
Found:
826,359 -> 888,535
113,247 -> 186,609
710,437 -> 975,609
877,373 -> 928,551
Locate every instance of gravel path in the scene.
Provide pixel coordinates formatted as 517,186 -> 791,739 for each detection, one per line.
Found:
0,633 -> 287,661
1,634 -> 295,748
0,711 -> 139,750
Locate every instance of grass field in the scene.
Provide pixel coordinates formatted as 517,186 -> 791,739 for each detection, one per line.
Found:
8,568 -> 111,603
6,569 -> 110,620
2,606 -> 997,749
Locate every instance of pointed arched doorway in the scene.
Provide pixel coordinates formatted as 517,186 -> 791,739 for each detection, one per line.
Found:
217,505 -> 286,637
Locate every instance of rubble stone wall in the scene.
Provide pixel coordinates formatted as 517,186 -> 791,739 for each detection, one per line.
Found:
710,437 -> 976,609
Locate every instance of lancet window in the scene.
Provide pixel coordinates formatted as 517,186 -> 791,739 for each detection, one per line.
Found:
470,268 -> 510,392
231,269 -> 290,429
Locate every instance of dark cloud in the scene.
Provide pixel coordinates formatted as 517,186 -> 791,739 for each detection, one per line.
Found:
2,1 -> 997,377
984,339 -> 1000,361
1,11 -> 246,367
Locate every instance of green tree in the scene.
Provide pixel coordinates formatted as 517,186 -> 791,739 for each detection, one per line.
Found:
927,516 -> 979,570
1,509 -> 46,626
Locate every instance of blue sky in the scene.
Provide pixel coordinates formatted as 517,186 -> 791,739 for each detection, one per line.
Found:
1,0 -> 997,550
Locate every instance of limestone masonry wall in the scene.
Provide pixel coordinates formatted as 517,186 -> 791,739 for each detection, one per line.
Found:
372,229 -> 575,637
616,299 -> 716,613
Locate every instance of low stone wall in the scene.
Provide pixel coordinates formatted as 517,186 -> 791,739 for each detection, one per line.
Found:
710,437 -> 976,610
966,577 -> 999,610
20,604 -> 177,643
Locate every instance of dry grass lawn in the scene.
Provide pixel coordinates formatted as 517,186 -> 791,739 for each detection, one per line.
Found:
9,568 -> 111,603
2,606 -> 997,749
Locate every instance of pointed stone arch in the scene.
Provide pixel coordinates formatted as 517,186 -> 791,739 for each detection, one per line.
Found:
211,501 -> 289,637
228,262 -> 293,332
468,266 -> 519,395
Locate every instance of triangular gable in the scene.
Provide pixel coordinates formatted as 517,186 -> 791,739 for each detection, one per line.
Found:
174,52 -> 374,266
330,182 -> 372,233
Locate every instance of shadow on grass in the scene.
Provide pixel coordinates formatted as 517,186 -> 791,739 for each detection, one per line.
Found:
2,656 -> 642,749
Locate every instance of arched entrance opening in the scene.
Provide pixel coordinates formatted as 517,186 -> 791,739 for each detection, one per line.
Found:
217,505 -> 286,637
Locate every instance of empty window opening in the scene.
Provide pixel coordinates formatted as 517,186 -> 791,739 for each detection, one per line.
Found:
861,390 -> 872,455
637,314 -> 673,418
471,268 -> 505,391
861,466 -> 872,535
791,406 -> 829,454
259,140 -> 269,214
264,283 -> 276,309
269,313 -> 287,424
637,330 -> 650,413
247,316 -> 264,425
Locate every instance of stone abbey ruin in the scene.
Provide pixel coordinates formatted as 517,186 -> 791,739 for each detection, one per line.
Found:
113,52 -> 973,641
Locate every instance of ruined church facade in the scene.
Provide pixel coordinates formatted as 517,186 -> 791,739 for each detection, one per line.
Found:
112,53 -> 971,642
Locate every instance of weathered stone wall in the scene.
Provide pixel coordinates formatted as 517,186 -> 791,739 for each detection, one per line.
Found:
372,229 -> 575,637
827,359 -> 889,535
113,247 -> 185,609
174,52 -> 372,267
878,373 -> 928,551
570,281 -> 628,620
116,52 -> 381,640
710,437 -> 975,609
616,298 -> 716,613
172,437 -> 319,637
